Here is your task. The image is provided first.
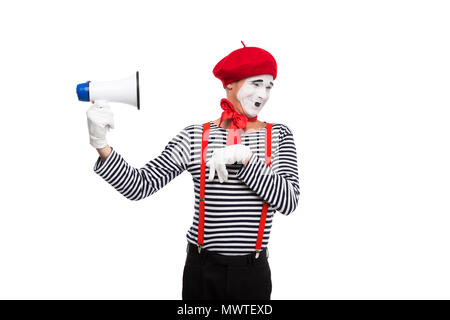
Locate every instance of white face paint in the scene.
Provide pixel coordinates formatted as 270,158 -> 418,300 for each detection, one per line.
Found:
237,74 -> 274,118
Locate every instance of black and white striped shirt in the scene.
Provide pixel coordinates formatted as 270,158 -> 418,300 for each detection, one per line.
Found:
93,120 -> 300,255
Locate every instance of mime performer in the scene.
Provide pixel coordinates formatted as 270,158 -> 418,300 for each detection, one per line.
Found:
86,41 -> 300,300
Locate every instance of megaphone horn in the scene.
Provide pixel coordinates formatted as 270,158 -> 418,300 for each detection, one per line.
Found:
76,71 -> 140,110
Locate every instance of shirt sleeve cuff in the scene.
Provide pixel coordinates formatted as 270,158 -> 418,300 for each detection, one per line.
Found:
93,147 -> 116,174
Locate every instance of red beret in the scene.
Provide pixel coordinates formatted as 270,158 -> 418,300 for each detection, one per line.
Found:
213,41 -> 277,88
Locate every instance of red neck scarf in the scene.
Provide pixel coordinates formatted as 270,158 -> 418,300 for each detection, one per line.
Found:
218,98 -> 257,145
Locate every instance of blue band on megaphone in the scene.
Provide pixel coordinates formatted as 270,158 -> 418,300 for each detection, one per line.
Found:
76,81 -> 90,101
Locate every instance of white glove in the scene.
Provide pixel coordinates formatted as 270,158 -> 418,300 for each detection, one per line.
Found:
86,100 -> 115,149
206,144 -> 253,183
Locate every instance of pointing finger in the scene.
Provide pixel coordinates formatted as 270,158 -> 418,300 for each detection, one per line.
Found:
208,161 -> 215,181
221,165 -> 228,182
217,164 -> 227,183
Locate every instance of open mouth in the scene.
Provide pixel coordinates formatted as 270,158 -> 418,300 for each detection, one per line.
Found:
254,102 -> 261,107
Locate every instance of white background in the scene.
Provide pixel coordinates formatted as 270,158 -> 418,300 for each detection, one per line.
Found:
0,0 -> 449,299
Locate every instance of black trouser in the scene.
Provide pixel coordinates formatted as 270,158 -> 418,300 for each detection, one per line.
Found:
182,242 -> 272,300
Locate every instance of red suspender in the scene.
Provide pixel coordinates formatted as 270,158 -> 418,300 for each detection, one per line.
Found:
255,123 -> 272,254
197,122 -> 272,256
197,122 -> 210,250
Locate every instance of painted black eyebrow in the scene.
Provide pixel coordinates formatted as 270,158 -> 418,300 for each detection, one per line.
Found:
251,79 -> 274,87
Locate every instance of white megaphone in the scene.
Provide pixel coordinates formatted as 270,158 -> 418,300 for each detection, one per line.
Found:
76,71 -> 140,110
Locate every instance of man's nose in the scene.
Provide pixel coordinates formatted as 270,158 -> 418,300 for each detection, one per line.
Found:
257,88 -> 268,100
